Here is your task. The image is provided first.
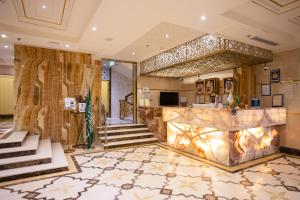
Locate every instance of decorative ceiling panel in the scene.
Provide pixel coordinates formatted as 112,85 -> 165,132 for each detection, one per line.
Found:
140,34 -> 273,78
251,0 -> 300,14
13,0 -> 74,30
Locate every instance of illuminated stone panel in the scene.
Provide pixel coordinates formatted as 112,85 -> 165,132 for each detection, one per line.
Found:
164,107 -> 286,166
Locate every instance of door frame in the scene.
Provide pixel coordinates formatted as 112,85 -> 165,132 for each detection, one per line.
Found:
101,58 -> 138,124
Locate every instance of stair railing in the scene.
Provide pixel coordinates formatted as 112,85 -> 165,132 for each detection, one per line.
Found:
100,99 -> 108,144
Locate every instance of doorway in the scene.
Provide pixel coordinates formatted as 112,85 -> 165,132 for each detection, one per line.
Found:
101,59 -> 137,125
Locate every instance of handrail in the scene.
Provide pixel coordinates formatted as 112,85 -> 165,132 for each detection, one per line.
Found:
100,99 -> 108,144
125,92 -> 133,102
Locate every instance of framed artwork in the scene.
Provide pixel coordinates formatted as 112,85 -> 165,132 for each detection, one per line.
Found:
224,78 -> 234,94
261,84 -> 271,96
271,69 -> 280,83
205,79 -> 216,95
64,97 -> 76,110
272,94 -> 284,107
196,80 -> 205,94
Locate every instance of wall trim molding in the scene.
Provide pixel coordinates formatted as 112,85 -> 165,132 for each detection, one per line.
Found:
280,146 -> 300,156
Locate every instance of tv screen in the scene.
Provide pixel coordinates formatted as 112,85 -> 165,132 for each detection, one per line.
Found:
160,92 -> 179,106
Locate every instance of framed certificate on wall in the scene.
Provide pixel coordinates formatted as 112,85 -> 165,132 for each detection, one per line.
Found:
272,94 -> 284,107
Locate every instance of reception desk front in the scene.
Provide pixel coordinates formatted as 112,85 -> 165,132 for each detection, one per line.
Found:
162,107 -> 286,167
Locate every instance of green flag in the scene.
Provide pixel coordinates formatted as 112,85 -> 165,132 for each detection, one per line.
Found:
85,88 -> 94,149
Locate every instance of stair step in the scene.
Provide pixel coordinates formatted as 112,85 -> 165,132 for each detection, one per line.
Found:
0,135 -> 39,159
0,139 -> 52,170
103,137 -> 158,149
0,128 -> 13,139
100,132 -> 155,142
99,127 -> 149,136
0,131 -> 27,148
98,123 -> 146,131
0,143 -> 68,182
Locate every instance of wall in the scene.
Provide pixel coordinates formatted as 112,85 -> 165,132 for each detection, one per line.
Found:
101,80 -> 110,115
0,75 -> 14,115
255,48 -> 300,150
111,68 -> 132,118
0,65 -> 15,76
14,45 -> 101,144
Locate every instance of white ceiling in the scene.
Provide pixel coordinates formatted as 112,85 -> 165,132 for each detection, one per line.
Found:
0,0 -> 300,67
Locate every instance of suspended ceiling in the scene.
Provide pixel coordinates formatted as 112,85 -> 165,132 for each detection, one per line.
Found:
0,0 -> 299,67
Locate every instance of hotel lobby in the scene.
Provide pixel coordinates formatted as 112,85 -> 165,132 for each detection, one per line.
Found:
0,0 -> 300,199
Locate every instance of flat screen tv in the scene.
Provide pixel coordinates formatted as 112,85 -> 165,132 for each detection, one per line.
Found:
160,92 -> 179,106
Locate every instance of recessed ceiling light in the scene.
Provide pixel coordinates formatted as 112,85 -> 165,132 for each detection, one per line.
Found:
4,45 -> 8,48
201,15 -> 206,21
165,34 -> 169,38
65,44 -> 70,48
92,26 -> 97,31
42,5 -> 46,9
132,52 -> 136,55
1,34 -> 7,38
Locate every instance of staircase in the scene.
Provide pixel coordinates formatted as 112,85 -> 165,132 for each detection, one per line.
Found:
98,124 -> 158,149
0,131 -> 68,182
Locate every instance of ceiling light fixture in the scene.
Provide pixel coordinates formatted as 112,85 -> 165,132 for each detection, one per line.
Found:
65,44 -> 70,48
92,26 -> 97,31
201,15 -> 206,21
4,45 -> 8,48
42,5 -> 46,9
165,34 -> 169,38
132,52 -> 136,55
1,34 -> 7,38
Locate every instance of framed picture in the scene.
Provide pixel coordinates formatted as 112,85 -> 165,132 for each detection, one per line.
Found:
64,97 -> 76,110
261,84 -> 271,96
224,78 -> 234,94
272,94 -> 284,107
205,79 -> 216,95
78,103 -> 86,112
196,80 -> 205,94
271,69 -> 280,83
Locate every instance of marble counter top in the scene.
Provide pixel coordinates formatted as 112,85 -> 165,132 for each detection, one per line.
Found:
162,107 -> 286,131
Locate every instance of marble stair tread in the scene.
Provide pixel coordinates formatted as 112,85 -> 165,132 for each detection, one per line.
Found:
0,139 -> 52,168
97,124 -> 146,130
106,124 -> 145,128
0,131 -> 27,148
103,137 -> 158,149
0,135 -> 39,156
0,128 -> 14,139
100,132 -> 154,140
99,127 -> 149,134
0,143 -> 68,182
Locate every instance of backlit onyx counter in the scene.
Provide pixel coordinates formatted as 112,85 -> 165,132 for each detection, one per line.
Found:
163,107 -> 286,166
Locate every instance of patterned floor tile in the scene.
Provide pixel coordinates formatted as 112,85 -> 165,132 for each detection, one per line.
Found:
79,184 -> 120,200
0,188 -> 29,200
250,184 -> 300,200
166,176 -> 210,198
0,145 -> 300,200
34,176 -> 90,199
118,187 -> 167,200
134,173 -> 166,189
95,168 -> 136,187
212,181 -> 251,199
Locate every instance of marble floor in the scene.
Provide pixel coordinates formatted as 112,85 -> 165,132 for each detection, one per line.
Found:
0,144 -> 300,200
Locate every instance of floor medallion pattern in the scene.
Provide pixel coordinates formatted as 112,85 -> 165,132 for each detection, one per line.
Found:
0,144 -> 299,200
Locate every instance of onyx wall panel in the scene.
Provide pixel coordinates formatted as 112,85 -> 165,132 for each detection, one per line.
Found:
14,45 -> 101,144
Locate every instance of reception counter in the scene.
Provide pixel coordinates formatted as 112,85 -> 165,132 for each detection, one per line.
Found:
139,106 -> 286,167
163,107 -> 286,166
